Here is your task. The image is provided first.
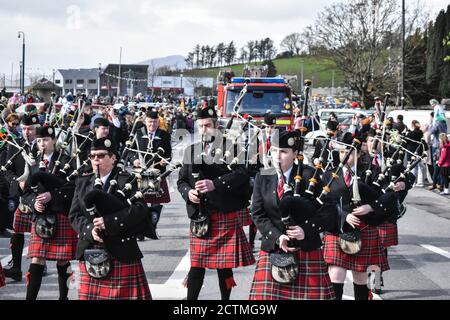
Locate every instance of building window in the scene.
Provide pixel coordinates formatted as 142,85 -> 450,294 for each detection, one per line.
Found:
65,79 -> 73,84
88,79 -> 97,84
77,79 -> 84,84
55,80 -> 61,84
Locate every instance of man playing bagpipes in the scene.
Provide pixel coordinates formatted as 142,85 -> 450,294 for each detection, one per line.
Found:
177,105 -> 255,300
128,110 -> 172,239
68,137 -> 155,300
25,125 -> 77,300
321,132 -> 406,300
249,130 -> 338,300
3,114 -> 40,282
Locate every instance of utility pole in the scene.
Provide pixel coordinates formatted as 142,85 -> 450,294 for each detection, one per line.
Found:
401,0 -> 405,110
117,47 -> 122,98
18,31 -> 25,94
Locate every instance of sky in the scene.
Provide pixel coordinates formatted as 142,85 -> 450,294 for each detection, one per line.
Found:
0,0 -> 448,84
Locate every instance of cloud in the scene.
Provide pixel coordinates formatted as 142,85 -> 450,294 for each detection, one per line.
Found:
0,0 -> 448,79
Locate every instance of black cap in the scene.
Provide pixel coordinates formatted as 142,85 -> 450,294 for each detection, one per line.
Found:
90,137 -> 117,154
36,126 -> 55,139
21,114 -> 39,126
197,106 -> 217,119
146,110 -> 159,119
93,117 -> 110,128
271,130 -> 301,151
264,112 -> 276,126
326,120 -> 339,131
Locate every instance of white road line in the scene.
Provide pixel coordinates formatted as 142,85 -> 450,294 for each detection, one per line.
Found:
420,244 -> 450,259
149,250 -> 190,300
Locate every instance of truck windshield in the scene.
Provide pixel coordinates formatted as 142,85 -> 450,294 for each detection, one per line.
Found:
225,88 -> 291,116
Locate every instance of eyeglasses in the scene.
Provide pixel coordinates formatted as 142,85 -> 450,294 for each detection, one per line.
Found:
89,153 -> 109,160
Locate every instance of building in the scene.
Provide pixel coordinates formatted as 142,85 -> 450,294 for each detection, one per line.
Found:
55,68 -> 101,96
100,64 -> 148,97
148,75 -> 214,97
26,78 -> 61,102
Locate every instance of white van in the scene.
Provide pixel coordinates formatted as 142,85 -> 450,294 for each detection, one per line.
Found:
387,109 -> 450,130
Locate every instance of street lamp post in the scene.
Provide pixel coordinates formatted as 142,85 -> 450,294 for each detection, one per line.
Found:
180,73 -> 183,95
401,0 -> 405,110
18,31 -> 25,94
98,63 -> 102,97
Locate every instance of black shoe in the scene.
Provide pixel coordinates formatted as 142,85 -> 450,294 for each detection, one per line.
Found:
136,234 -> 145,241
42,264 -> 48,277
3,266 -> 22,281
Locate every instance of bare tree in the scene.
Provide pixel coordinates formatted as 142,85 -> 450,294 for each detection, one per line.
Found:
309,0 -> 429,106
280,33 -> 303,55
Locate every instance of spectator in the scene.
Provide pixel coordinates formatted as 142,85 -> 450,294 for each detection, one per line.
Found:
437,133 -> 450,195
393,114 -> 407,134
406,120 -> 425,186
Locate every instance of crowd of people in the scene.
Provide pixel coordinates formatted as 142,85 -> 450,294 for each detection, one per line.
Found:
0,92 -> 448,301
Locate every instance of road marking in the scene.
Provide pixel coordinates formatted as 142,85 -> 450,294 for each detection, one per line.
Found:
420,244 -> 450,259
149,250 -> 190,300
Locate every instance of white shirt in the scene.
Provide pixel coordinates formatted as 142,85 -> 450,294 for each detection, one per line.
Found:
278,166 -> 293,183
101,171 -> 112,185
343,165 -> 357,185
44,152 -> 54,163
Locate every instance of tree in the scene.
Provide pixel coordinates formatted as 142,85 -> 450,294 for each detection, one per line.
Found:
280,33 -> 303,56
309,0 -> 429,106
263,60 -> 277,77
194,45 -> 200,68
247,41 -> 256,63
225,41 -> 237,65
240,48 -> 248,64
216,42 -> 226,66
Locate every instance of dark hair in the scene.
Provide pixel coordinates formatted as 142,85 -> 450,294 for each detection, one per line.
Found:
397,114 -> 403,121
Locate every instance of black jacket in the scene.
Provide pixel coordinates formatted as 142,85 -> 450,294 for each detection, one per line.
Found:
68,167 -> 153,262
177,141 -> 250,218
251,164 -> 338,253
129,127 -> 172,173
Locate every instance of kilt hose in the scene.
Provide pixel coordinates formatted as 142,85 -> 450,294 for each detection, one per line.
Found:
323,222 -> 390,272
377,222 -> 399,248
78,259 -> 151,300
13,207 -> 32,233
0,264 -> 5,288
28,213 -> 78,261
249,249 -> 335,300
190,210 -> 256,269
144,178 -> 171,204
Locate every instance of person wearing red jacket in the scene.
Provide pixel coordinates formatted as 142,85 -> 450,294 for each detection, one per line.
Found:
438,133 -> 450,195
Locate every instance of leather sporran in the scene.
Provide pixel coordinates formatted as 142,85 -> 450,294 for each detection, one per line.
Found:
339,228 -> 362,255
35,213 -> 56,239
270,252 -> 299,284
84,248 -> 111,279
190,215 -> 210,239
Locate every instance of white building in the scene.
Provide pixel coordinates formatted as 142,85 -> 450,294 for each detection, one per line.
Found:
148,75 -> 214,96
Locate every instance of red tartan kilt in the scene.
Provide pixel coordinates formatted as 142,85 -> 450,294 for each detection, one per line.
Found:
190,210 -> 256,269
238,208 -> 252,227
28,213 -> 78,261
144,178 -> 171,204
249,249 -> 335,300
0,264 -> 5,288
78,259 -> 151,300
323,223 -> 390,272
13,208 -> 32,233
378,222 -> 398,248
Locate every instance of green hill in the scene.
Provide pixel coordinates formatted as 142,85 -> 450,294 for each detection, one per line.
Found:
180,56 -> 345,89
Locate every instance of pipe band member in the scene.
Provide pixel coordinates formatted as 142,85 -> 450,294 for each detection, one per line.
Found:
249,130 -> 337,300
69,137 -> 152,300
177,105 -> 255,300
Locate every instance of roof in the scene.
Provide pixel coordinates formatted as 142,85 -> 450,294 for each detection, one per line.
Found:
27,78 -> 59,90
57,68 -> 100,79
